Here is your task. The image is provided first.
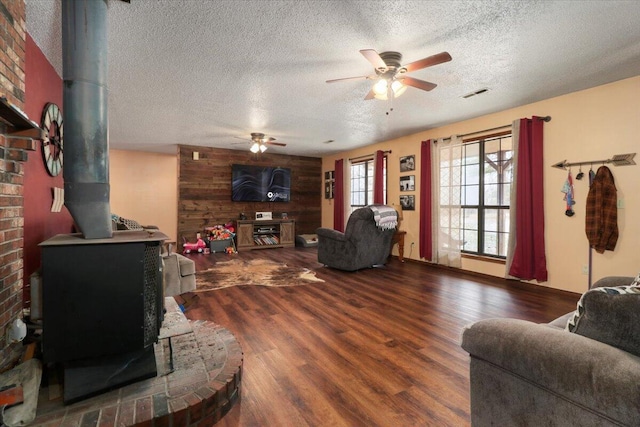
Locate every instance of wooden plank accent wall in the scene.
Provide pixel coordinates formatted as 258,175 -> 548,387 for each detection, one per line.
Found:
178,145 -> 322,244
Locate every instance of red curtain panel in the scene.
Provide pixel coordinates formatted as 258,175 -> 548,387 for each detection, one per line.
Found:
333,159 -> 345,232
509,117 -> 548,282
419,140 -> 433,260
373,150 -> 384,204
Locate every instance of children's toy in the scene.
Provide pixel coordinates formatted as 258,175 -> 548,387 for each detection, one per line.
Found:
204,224 -> 234,240
204,224 -> 237,253
183,237 -> 206,254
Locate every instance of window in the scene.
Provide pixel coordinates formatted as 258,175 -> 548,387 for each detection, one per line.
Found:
458,133 -> 512,258
350,157 -> 386,213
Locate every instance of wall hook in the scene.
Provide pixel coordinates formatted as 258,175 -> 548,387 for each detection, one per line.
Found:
552,153 -> 636,170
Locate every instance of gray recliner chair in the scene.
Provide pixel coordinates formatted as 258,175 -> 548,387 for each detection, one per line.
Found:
316,205 -> 397,271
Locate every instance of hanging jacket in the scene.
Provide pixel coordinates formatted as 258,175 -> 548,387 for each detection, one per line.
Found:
585,166 -> 618,253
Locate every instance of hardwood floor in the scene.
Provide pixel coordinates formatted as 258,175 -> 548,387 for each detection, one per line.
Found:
184,247 -> 579,427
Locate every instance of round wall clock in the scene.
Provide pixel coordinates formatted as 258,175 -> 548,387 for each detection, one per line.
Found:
41,102 -> 64,176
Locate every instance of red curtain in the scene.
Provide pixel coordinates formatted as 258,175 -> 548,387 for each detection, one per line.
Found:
509,117 -> 547,281
419,140 -> 433,260
373,150 -> 384,204
333,159 -> 345,232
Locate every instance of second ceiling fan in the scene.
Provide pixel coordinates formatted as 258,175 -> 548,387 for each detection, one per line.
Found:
327,49 -> 452,100
242,132 -> 287,153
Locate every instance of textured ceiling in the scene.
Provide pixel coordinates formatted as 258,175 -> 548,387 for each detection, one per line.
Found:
26,1 -> 640,157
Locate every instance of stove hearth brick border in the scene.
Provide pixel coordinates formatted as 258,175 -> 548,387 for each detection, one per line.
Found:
32,320 -> 243,426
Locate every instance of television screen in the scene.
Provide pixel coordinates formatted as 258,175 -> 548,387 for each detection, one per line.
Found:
231,164 -> 291,202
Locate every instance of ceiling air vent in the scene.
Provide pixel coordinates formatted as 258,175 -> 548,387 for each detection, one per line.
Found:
462,88 -> 490,99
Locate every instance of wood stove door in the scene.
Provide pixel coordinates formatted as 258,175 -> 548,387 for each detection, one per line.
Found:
42,241 -> 160,363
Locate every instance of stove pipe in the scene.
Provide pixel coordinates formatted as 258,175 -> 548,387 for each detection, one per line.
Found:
62,0 -> 112,239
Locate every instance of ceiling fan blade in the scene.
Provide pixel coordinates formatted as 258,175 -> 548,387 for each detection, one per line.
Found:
364,89 -> 376,100
359,49 -> 387,72
266,141 -> 287,147
402,52 -> 452,73
326,75 -> 371,83
402,76 -> 437,91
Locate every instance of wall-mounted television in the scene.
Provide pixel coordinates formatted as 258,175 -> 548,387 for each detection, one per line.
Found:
231,164 -> 291,202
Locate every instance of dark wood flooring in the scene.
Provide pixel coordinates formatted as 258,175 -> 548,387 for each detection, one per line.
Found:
184,247 -> 579,427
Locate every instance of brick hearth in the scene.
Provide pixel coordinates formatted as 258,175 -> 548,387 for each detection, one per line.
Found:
30,300 -> 243,426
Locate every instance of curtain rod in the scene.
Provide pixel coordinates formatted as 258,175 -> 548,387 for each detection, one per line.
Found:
437,116 -> 551,142
349,150 -> 391,162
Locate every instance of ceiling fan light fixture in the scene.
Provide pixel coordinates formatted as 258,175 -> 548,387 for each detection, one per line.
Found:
259,144 -> 267,153
373,79 -> 388,96
391,80 -> 407,97
250,143 -> 260,153
372,78 -> 406,100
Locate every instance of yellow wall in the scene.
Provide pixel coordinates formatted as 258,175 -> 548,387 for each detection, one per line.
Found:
109,149 -> 178,242
322,76 -> 640,293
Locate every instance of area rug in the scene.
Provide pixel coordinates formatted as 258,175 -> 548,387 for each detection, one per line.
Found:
194,258 -> 324,291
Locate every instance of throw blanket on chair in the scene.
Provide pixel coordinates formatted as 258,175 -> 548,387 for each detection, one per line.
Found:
370,205 -> 398,230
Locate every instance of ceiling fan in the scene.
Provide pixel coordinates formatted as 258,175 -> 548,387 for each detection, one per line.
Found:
235,133 -> 287,153
327,49 -> 452,100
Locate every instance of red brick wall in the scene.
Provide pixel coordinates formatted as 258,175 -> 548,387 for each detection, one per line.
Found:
0,0 -> 28,370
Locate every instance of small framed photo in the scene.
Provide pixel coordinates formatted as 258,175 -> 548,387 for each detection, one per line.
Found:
400,155 -> 415,172
400,195 -> 415,211
324,181 -> 334,199
400,175 -> 415,192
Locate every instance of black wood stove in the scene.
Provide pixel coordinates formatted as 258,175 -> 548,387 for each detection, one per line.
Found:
40,230 -> 167,404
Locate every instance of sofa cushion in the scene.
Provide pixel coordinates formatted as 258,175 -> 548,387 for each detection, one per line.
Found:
566,273 -> 640,357
548,312 -> 573,329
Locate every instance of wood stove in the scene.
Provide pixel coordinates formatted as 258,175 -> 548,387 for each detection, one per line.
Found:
40,230 -> 167,403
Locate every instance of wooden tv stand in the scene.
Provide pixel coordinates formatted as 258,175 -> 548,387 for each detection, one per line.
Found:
236,219 -> 295,251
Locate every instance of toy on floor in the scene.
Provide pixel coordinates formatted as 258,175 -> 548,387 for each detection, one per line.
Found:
204,224 -> 235,240
182,236 -> 206,254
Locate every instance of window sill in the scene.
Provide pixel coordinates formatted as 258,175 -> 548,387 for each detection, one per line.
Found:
461,253 -> 506,265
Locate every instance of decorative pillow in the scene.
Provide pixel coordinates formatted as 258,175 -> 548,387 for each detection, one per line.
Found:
565,273 -> 640,357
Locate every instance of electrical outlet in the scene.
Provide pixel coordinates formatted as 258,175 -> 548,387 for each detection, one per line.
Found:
617,198 -> 625,209
581,265 -> 589,275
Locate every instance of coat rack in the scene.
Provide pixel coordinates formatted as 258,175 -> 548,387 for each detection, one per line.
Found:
552,153 -> 636,170
551,152 -> 635,290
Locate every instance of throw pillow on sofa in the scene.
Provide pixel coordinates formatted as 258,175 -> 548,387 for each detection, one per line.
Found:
566,273 -> 640,357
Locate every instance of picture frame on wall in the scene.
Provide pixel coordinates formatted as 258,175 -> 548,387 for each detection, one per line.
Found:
400,155 -> 415,172
400,195 -> 415,211
324,181 -> 334,199
399,175 -> 415,192
324,170 -> 335,199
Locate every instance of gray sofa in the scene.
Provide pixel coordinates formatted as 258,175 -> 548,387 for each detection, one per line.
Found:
162,252 -> 196,297
111,214 -> 196,296
461,276 -> 640,426
316,205 -> 396,271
